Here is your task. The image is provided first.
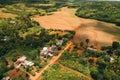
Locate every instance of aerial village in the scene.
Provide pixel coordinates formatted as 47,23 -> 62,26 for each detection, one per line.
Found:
1,39 -> 63,80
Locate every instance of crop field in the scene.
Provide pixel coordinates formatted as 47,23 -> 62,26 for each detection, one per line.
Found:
33,7 -> 120,46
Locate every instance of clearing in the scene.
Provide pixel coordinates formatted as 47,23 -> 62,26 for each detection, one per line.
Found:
33,7 -> 120,46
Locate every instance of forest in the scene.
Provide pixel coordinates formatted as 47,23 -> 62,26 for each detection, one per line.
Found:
75,2 -> 120,26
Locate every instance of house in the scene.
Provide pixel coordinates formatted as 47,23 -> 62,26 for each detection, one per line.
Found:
15,56 -> 34,68
49,45 -> 57,53
110,57 -> 114,63
40,47 -> 55,58
87,47 -> 97,52
1,38 -> 11,42
40,47 -> 49,57
17,56 -> 27,62
2,76 -> 11,80
21,60 -> 34,68
9,20 -> 16,24
56,39 -> 63,45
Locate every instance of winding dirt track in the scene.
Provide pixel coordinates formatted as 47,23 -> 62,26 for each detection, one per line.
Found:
33,7 -> 119,46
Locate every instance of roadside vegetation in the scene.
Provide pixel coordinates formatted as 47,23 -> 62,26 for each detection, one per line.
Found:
59,40 -> 120,80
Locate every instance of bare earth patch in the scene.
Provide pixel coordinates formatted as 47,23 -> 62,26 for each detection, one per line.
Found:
33,7 -> 120,46
0,8 -> 17,18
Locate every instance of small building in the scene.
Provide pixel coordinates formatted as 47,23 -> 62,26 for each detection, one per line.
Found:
17,56 -> 27,62
40,47 -> 49,57
40,46 -> 55,58
1,38 -> 11,42
2,76 -> 11,80
9,20 -> 16,24
49,45 -> 57,53
21,60 -> 34,68
56,39 -> 63,45
110,57 -> 114,63
87,47 -> 97,52
15,56 -> 34,68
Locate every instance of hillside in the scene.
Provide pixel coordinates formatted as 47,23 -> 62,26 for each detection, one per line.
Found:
33,7 -> 120,46
75,2 -> 120,26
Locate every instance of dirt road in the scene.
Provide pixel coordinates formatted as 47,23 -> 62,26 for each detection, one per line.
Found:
30,41 -> 72,80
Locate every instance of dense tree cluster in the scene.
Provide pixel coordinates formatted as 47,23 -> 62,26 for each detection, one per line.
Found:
75,2 -> 120,26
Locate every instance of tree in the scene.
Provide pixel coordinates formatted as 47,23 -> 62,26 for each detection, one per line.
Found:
116,49 -> 120,58
80,41 -> 84,47
112,41 -> 119,50
85,39 -> 90,46
88,58 -> 94,65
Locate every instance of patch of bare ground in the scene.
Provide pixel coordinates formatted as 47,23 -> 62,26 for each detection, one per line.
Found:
0,8 -> 17,18
33,7 -> 120,46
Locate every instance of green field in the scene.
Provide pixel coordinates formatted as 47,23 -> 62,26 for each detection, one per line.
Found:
41,64 -> 89,80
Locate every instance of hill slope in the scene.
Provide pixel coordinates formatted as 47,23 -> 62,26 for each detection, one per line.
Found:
33,7 -> 120,46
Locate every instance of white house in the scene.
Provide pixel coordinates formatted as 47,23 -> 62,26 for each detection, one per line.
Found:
87,47 -> 97,52
40,47 -> 55,57
2,76 -> 10,80
15,56 -> 34,68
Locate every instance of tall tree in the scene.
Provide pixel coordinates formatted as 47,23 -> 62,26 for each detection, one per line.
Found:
86,39 -> 90,46
112,41 -> 119,50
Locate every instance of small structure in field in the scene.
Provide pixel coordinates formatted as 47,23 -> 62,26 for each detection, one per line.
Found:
56,39 -> 63,45
110,57 -> 114,63
1,37 -> 11,42
40,47 -> 53,58
15,56 -> 34,68
49,45 -> 58,53
87,47 -> 97,52
1,76 -> 11,80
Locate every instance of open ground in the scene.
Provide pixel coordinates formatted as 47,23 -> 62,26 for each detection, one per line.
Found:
33,7 -> 120,46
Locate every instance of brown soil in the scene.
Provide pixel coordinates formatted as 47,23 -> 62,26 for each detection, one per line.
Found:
8,69 -> 26,79
33,7 -> 120,46
0,8 -> 17,18
77,49 -> 84,55
69,42 -> 75,53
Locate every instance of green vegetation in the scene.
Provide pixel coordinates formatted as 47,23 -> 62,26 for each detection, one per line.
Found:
75,2 -> 120,26
59,50 -> 90,75
59,41 -> 120,80
0,13 -> 75,79
41,64 -> 88,80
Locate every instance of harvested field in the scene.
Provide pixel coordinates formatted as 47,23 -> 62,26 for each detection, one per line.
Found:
33,7 -> 120,46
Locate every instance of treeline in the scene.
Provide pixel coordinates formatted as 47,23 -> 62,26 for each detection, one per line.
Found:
0,0 -> 49,4
75,2 -> 120,26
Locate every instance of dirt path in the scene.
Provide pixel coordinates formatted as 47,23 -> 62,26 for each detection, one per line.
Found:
58,63 -> 93,80
30,41 -> 72,80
